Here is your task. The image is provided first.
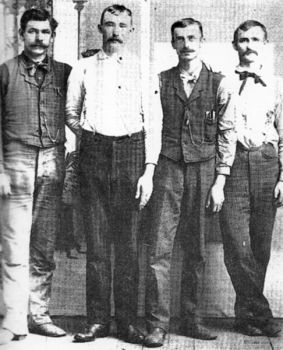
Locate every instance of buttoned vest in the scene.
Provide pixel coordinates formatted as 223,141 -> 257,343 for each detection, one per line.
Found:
160,64 -> 223,162
2,55 -> 71,148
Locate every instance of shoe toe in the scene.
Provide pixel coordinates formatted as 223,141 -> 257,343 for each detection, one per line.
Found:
29,323 -> 66,337
144,328 -> 166,347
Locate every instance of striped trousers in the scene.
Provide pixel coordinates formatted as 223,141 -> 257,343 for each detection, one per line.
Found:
79,130 -> 145,326
220,142 -> 279,325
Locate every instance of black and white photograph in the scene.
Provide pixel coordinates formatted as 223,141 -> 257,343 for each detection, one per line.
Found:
0,0 -> 283,349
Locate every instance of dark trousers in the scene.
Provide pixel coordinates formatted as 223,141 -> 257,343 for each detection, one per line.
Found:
220,143 -> 279,325
79,130 -> 145,326
145,155 -> 215,331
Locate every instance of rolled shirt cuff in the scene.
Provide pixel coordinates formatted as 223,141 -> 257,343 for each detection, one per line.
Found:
216,165 -> 230,176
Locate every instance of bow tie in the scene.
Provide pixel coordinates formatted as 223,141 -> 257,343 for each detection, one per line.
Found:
236,70 -> 266,86
27,62 -> 48,77
180,73 -> 197,84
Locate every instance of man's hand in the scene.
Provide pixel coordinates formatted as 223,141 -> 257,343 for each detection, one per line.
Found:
135,164 -> 155,210
206,174 -> 226,213
274,181 -> 283,207
0,173 -> 11,197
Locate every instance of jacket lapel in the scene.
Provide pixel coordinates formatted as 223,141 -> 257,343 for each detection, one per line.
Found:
188,63 -> 207,104
172,67 -> 187,103
18,55 -> 54,88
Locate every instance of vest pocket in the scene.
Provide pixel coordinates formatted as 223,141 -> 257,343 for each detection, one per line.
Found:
204,110 -> 217,143
261,142 -> 278,159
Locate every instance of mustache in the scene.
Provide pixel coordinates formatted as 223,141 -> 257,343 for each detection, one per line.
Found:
180,49 -> 195,53
107,37 -> 123,44
244,49 -> 258,55
31,43 -> 49,48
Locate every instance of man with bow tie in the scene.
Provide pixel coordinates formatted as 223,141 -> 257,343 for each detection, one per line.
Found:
144,18 -> 237,347
0,8 -> 71,344
213,19 -> 283,337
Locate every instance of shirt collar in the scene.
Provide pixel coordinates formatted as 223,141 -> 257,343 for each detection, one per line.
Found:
97,48 -> 125,64
235,64 -> 268,85
20,51 -> 50,72
178,60 -> 202,83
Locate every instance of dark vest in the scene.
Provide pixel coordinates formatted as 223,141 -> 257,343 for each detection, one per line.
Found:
160,64 -> 223,162
2,55 -> 71,148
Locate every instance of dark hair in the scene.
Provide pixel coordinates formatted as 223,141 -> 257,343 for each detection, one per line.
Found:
233,20 -> 268,43
20,8 -> 58,34
100,4 -> 132,26
171,18 -> 203,41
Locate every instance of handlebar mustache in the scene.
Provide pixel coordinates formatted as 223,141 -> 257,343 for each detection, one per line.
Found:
107,38 -> 123,44
245,49 -> 258,55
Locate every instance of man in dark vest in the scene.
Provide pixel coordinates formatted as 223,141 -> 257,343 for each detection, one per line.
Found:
0,8 -> 71,344
144,18 -> 237,347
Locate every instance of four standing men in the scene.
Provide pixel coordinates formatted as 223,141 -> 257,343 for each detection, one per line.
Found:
0,4 -> 282,348
0,8 -> 70,345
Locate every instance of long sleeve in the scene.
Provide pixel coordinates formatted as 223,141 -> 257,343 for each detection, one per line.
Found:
275,78 -> 283,181
65,61 -> 85,138
216,77 -> 237,175
143,74 -> 163,165
0,63 -> 9,174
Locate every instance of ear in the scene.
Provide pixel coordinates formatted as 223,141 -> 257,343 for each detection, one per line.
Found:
19,28 -> 24,40
98,24 -> 102,34
51,31 -> 56,39
171,40 -> 176,49
232,41 -> 237,51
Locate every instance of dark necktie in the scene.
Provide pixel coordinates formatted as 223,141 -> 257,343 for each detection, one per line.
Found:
27,62 -> 48,86
27,62 -> 48,76
236,70 -> 266,95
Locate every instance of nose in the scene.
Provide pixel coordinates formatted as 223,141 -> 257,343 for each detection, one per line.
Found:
183,38 -> 191,49
113,26 -> 121,37
36,31 -> 44,41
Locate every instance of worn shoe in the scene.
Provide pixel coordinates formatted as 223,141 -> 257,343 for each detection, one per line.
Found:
29,323 -> 66,337
258,320 -> 281,338
117,324 -> 144,344
0,328 -> 26,345
182,324 -> 217,340
144,327 -> 167,347
234,322 -> 264,336
73,323 -> 109,343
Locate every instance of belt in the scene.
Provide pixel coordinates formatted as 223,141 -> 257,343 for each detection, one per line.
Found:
82,129 -> 143,141
237,141 -> 265,152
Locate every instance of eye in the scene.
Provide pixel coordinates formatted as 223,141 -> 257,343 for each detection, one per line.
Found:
174,37 -> 184,42
104,21 -> 115,27
27,28 -> 37,34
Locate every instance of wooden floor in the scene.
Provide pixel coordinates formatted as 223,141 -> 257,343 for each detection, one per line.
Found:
1,317 -> 283,350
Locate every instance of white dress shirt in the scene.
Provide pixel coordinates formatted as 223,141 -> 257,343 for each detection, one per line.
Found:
66,49 -> 162,165
227,65 -> 283,180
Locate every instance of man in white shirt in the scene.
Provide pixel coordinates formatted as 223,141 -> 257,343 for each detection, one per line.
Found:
66,4 -> 161,344
215,20 -> 283,337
